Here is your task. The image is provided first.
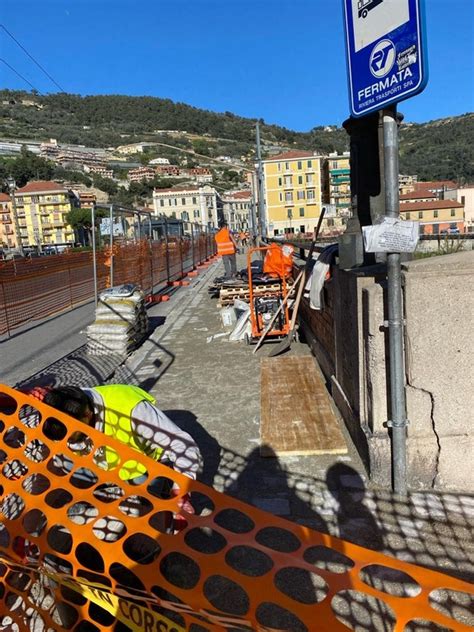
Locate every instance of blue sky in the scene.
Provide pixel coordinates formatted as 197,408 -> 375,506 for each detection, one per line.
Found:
1,0 -> 473,131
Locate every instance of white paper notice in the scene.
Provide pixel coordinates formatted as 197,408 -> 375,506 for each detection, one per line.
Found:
362,217 -> 419,252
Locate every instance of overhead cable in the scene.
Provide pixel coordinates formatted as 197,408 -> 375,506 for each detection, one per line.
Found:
1,23 -> 65,92
0,58 -> 42,93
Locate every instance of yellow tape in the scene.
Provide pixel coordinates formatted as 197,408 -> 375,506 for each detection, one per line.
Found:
52,574 -> 185,632
0,555 -> 185,632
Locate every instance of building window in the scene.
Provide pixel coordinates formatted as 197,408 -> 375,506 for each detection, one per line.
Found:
297,161 -> 302,169
285,162 -> 290,170
434,210 -> 438,218
306,174 -> 313,184
450,209 -> 456,217
277,163 -> 281,171
182,198 -> 186,205
194,209 -> 200,218
307,160 -> 312,168
300,225 -> 305,233
307,189 -> 315,200
182,211 -> 189,220
192,197 -> 197,204
297,190 -> 305,200
332,161 -> 338,169
418,211 -> 423,219
298,175 -> 303,185
285,192 -> 293,202
461,196 -> 465,204
284,175 -> 292,186
168,200 -> 172,206
274,229 -> 279,236
278,177 -> 282,186
406,212 -> 410,219
299,208 -> 304,217
160,199 -> 164,207
279,193 -> 283,202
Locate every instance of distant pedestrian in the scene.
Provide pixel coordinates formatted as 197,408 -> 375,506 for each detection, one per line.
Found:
215,220 -> 238,279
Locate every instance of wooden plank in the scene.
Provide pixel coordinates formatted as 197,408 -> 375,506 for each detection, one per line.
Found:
260,356 -> 347,456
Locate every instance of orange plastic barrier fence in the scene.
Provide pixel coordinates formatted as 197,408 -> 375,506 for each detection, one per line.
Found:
0,234 -> 216,337
0,385 -> 472,631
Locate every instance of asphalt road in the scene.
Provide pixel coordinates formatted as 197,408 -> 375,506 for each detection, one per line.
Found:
0,301 -> 95,387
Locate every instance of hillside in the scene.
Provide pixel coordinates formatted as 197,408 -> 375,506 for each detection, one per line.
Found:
0,90 -> 473,182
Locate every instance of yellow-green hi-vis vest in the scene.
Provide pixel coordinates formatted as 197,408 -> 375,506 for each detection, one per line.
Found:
93,385 -> 164,481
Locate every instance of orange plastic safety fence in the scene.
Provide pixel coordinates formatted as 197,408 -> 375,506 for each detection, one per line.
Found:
0,236 -> 217,337
2,385 -> 471,632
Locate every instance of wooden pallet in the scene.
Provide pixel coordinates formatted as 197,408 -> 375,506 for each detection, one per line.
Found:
218,282 -> 293,306
260,355 -> 347,456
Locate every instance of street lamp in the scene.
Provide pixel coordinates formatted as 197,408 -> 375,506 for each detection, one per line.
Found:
6,177 -> 24,257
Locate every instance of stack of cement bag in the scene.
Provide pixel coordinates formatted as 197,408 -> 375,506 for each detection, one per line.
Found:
86,284 -> 148,357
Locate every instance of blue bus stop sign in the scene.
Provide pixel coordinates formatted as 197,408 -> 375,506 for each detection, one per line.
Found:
343,0 -> 428,117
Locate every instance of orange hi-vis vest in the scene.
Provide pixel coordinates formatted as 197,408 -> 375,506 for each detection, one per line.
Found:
263,243 -> 294,278
215,227 -> 236,256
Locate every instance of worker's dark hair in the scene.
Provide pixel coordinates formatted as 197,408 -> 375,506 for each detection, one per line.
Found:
43,386 -> 93,422
218,220 -> 228,228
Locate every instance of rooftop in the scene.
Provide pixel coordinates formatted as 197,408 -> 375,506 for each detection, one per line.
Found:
264,150 -> 315,162
15,180 -> 67,194
400,199 -> 464,211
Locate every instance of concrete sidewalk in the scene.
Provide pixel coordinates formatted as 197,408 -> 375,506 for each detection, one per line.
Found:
111,254 -> 473,586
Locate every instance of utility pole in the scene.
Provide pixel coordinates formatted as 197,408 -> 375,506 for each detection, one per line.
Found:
6,177 -> 24,256
256,123 -> 267,239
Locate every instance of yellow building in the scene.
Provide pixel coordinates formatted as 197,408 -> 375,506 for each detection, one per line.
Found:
262,151 -> 327,236
0,193 -> 17,250
14,181 -> 75,249
400,199 -> 465,235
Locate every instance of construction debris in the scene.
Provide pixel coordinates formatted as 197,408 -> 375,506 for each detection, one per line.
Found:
86,284 -> 148,357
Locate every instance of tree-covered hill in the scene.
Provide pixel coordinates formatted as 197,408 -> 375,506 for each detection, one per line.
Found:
0,90 -> 472,182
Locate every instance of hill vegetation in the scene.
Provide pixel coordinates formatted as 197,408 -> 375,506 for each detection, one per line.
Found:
0,90 -> 472,183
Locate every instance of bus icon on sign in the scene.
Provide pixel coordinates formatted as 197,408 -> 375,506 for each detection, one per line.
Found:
358,0 -> 384,19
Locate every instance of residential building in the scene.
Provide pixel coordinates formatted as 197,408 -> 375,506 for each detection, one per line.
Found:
221,190 -> 252,231
399,199 -> 465,234
400,191 -> 438,204
262,151 -> 327,236
0,192 -> 17,249
399,174 -> 418,194
154,165 -> 182,178
13,181 -> 75,248
128,167 -> 157,183
182,167 -> 213,183
443,185 -> 474,232
402,180 -> 457,196
85,165 -> 114,179
152,185 -> 222,227
149,157 -> 170,165
326,151 -> 351,216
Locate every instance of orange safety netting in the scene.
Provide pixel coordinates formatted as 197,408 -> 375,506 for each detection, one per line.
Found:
0,385 -> 472,631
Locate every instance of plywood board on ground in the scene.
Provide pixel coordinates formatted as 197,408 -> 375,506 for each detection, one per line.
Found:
260,355 -> 347,456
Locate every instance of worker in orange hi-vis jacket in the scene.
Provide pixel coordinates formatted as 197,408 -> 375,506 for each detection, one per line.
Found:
215,220 -> 238,279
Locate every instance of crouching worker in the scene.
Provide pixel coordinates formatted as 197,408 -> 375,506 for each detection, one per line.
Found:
43,384 -> 200,534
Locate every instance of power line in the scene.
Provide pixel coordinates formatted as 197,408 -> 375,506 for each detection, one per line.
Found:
0,58 -> 42,93
1,23 -> 65,92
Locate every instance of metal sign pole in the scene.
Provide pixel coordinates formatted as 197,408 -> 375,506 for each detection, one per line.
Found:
383,107 -> 408,495
91,204 -> 98,308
